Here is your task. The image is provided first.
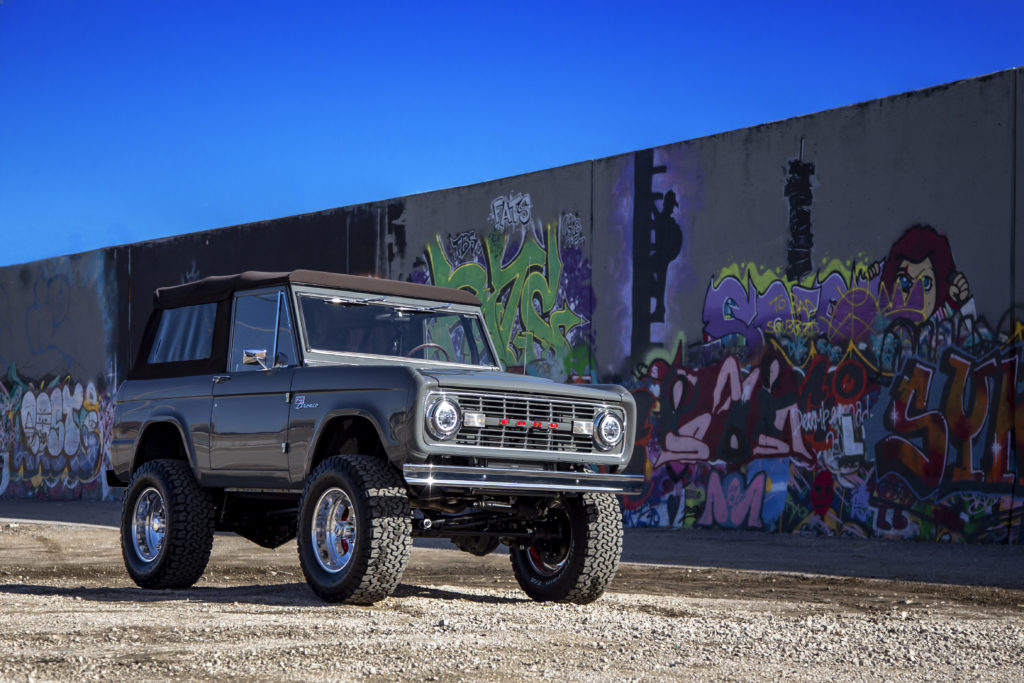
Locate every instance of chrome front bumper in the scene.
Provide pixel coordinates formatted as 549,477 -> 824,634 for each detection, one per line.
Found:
402,463 -> 644,496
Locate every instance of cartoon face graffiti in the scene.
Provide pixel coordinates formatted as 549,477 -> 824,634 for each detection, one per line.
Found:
895,258 -> 937,319
877,224 -> 971,321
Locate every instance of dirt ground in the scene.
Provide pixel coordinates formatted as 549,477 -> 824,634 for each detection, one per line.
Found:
1,504 -> 1023,681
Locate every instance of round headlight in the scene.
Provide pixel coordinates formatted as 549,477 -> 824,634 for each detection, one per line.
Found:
594,412 -> 624,450
427,397 -> 461,440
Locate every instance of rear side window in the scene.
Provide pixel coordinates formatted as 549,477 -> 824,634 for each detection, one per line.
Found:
147,303 -> 217,364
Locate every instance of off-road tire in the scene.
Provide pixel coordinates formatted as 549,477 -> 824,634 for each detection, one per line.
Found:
510,492 -> 623,604
121,459 -> 215,589
296,455 -> 412,604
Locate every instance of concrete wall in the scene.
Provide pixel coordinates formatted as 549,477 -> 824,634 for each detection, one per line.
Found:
1,69 -> 1020,544
0,251 -> 118,499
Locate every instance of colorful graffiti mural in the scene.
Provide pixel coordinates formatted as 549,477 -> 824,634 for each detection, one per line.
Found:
416,193 -> 595,382
701,226 -> 987,367
624,221 -> 1023,543
0,366 -> 113,500
0,75 -> 1018,552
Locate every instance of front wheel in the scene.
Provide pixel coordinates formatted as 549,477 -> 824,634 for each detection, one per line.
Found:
296,455 -> 412,604
510,493 -> 623,604
120,459 -> 215,589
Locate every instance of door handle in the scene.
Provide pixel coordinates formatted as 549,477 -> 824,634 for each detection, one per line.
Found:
213,375 -> 232,384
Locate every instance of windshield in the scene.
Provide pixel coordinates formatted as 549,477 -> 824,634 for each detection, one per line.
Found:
298,294 -> 496,366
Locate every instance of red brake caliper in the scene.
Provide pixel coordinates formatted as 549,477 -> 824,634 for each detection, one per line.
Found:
340,508 -> 350,553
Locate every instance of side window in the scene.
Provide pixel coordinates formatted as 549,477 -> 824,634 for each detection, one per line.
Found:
275,296 -> 297,367
230,293 -> 278,372
147,303 -> 217,364
230,290 -> 299,372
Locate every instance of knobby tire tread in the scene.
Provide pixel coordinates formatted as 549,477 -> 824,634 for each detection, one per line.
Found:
510,492 -> 623,604
297,455 -> 412,604
121,459 -> 214,590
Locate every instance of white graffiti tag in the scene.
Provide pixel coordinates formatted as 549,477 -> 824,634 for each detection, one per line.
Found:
19,381 -> 101,462
490,192 -> 533,232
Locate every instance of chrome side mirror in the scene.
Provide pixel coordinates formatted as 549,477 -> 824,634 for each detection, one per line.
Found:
243,348 -> 269,370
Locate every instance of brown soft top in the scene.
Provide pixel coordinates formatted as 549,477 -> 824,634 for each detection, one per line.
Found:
153,269 -> 481,309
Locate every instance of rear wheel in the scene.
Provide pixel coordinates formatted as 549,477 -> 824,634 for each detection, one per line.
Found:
296,455 -> 412,604
120,459 -> 215,589
509,493 -> 623,604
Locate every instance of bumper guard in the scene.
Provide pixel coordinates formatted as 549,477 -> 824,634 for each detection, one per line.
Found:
403,463 -> 644,496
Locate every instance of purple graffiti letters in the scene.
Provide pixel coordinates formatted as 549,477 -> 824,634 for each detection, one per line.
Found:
697,471 -> 766,529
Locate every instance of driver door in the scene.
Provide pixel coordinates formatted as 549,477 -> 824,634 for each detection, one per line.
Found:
210,288 -> 298,471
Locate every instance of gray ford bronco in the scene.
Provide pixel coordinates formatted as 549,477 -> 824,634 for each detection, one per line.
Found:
108,270 -> 640,604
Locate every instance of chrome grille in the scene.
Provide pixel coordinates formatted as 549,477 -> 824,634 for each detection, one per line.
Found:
444,390 -> 603,453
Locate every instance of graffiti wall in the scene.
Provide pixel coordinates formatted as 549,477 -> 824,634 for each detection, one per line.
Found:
409,178 -> 595,382
0,369 -> 114,500
598,69 -> 1023,542
1,68 -> 1020,544
0,252 -> 118,500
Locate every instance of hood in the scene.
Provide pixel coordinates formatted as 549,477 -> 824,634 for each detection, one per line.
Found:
418,368 -> 632,404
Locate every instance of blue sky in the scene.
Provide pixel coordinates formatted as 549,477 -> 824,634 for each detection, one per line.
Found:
1,1 -> 1022,267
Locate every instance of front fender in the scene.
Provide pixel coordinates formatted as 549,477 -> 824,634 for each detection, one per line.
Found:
288,365 -> 435,483
304,408 -> 391,480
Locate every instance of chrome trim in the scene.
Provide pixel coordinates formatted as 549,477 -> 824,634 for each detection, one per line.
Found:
403,464 -> 644,495
272,289 -> 283,364
594,411 -> 624,451
131,487 -> 166,563
292,284 -> 501,370
438,389 -> 615,410
243,348 -> 268,368
426,395 -> 461,440
311,487 -> 357,573
302,348 -> 499,371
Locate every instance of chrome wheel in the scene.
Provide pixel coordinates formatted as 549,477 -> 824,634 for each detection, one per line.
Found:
132,487 -> 166,563
312,487 -> 357,573
297,456 -> 412,604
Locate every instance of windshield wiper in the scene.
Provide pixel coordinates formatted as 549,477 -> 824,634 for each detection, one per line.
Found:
323,295 -> 449,311
326,295 -> 388,305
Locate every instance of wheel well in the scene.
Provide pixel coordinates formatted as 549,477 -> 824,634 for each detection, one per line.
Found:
309,415 -> 386,476
133,422 -> 188,472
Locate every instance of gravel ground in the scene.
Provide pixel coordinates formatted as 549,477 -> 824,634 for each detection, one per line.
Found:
1,519 -> 1023,681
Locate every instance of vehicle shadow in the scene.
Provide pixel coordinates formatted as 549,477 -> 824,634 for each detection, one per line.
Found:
622,528 -> 1024,589
392,584 -> 527,604
0,581 -> 526,607
0,582 -> 323,606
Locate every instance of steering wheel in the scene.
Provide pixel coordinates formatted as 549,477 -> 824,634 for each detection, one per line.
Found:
406,343 -> 450,361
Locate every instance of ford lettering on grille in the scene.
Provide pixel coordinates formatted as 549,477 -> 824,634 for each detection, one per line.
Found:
440,390 -> 608,454
496,418 -> 567,431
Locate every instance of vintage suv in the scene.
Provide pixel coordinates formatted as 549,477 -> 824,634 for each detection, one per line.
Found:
108,270 -> 640,604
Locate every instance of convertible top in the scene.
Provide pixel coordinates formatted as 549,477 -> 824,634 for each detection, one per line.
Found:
154,269 -> 481,309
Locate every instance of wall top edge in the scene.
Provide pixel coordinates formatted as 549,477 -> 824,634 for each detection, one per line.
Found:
5,68 -> 1019,267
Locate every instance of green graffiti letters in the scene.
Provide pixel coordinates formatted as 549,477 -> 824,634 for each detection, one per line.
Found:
426,223 -> 583,367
